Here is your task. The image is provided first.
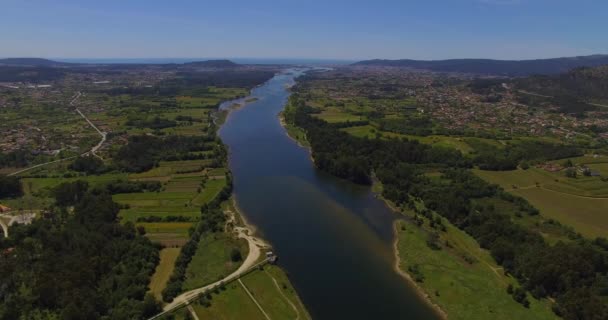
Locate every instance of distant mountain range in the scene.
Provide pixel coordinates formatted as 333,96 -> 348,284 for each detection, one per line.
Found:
352,54 -> 608,76
0,58 -> 241,68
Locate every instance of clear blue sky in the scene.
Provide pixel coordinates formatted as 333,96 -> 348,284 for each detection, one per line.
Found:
1,0 -> 607,60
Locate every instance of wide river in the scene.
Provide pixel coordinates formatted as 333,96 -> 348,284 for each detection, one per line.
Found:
219,69 -> 439,319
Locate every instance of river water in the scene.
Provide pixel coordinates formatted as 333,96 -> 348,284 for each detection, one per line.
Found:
219,69 -> 438,319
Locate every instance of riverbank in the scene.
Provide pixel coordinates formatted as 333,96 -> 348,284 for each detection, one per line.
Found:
279,111 -> 310,148
392,221 -> 448,320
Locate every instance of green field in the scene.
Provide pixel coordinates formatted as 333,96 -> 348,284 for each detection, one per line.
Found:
396,217 -> 557,320
182,233 -> 249,291
192,178 -> 227,206
137,222 -> 193,235
341,125 -> 474,153
511,188 -> 608,238
474,168 -> 608,237
149,248 -> 181,300
312,107 -> 364,123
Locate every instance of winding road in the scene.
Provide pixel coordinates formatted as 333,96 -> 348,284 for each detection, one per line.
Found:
148,209 -> 269,320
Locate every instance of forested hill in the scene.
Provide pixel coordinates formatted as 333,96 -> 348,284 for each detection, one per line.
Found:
352,54 -> 608,76
183,59 -> 239,68
515,65 -> 608,101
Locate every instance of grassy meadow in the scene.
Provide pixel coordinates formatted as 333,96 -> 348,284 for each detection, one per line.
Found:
395,209 -> 558,320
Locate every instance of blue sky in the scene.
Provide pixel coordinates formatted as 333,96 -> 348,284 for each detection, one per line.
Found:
1,0 -> 607,60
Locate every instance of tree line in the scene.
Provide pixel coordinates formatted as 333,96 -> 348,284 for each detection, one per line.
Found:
113,135 -> 218,173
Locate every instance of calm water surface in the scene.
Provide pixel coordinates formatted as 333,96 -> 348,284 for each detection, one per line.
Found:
219,70 -> 439,320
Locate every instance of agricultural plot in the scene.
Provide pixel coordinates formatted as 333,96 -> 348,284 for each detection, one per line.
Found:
113,158 -> 228,245
511,188 -> 608,238
474,168 -> 608,237
474,167 -> 608,197
149,248 -> 181,300
190,265 -> 310,320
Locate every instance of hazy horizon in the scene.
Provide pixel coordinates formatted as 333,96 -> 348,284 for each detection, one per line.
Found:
2,0 -> 607,60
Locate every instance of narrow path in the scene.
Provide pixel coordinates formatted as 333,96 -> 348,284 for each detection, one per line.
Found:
265,270 -> 302,320
187,305 -> 200,320
239,279 -> 272,320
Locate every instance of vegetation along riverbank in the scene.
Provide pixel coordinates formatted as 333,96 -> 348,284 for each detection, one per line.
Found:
282,68 -> 608,319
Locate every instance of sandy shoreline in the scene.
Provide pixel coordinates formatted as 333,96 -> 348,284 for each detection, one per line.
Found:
230,196 -> 260,238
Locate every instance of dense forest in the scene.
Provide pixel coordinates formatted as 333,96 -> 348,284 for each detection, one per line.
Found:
69,155 -> 108,175
0,175 -> 23,198
0,182 -> 161,320
286,94 -> 608,319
